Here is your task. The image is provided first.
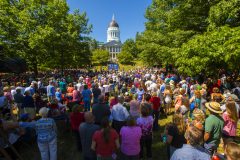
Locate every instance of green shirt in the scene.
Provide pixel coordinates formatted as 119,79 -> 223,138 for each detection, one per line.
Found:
59,81 -> 66,92
205,114 -> 224,147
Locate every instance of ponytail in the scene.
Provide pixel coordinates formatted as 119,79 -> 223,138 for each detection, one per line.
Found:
101,117 -> 110,143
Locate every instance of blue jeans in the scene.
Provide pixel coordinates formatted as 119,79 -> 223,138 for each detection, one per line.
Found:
38,138 -> 57,160
84,100 -> 91,111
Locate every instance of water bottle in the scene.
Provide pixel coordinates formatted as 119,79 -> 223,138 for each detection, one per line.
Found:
162,135 -> 167,143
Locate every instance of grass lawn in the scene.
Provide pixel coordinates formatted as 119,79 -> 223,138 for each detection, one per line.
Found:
18,113 -> 240,160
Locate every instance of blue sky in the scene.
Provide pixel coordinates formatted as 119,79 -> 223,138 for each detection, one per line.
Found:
67,0 -> 152,43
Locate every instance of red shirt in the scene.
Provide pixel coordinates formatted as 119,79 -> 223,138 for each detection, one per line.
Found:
150,96 -> 160,111
70,112 -> 84,131
93,128 -> 119,157
110,98 -> 118,109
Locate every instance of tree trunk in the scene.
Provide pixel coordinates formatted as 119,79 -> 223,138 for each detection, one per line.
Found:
32,56 -> 38,76
33,62 -> 38,76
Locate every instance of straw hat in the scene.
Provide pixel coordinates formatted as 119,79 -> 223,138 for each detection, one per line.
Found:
201,84 -> 207,90
181,80 -> 186,84
170,80 -> 175,84
179,88 -> 186,95
205,102 -> 223,114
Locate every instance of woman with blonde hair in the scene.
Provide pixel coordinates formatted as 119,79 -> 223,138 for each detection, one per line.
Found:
189,90 -> 202,118
222,100 -> 238,147
165,113 -> 186,159
174,88 -> 189,112
192,109 -> 205,130
164,85 -> 173,115
211,87 -> 225,103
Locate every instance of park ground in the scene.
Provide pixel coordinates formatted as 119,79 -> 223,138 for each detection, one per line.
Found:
17,112 -> 240,160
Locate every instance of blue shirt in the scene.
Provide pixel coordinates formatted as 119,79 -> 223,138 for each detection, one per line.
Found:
160,83 -> 166,93
55,92 -> 62,101
24,86 -> 35,96
47,85 -> 55,96
22,95 -> 34,108
20,118 -> 57,143
82,89 -> 92,101
137,90 -> 144,102
170,144 -> 210,160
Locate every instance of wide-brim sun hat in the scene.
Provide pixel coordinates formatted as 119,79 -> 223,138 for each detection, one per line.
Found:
205,102 -> 223,114
181,80 -> 186,83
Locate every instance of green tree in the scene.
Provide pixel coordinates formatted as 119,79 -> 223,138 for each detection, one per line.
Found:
0,0 -> 92,74
117,51 -> 134,65
92,49 -> 109,66
137,0 -> 240,76
121,39 -> 139,58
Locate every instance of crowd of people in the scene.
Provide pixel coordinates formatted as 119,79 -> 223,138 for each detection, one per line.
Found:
0,68 -> 240,160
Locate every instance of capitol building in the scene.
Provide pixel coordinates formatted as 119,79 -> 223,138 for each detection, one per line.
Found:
103,15 -> 122,62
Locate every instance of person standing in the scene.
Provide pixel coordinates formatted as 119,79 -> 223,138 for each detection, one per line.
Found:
22,91 -> 35,119
79,112 -> 100,160
59,79 -> 67,94
111,96 -> 129,133
72,85 -> 81,104
137,103 -> 154,160
222,100 -> 238,147
55,88 -> 62,103
129,94 -> 141,119
204,102 -> 224,155
91,118 -> 120,160
120,116 -> 142,160
19,107 -> 57,160
14,88 -> 24,114
24,83 -> 35,96
165,113 -> 186,159
164,85 -> 172,115
70,105 -> 84,152
170,125 -> 210,160
150,92 -> 161,131
47,81 -> 56,102
92,83 -> 101,104
92,95 -> 111,125
82,85 -> 92,111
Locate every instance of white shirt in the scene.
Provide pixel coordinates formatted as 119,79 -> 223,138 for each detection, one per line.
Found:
103,85 -> 110,93
150,82 -> 158,93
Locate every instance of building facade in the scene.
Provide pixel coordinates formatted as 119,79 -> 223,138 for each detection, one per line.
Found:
104,15 -> 122,62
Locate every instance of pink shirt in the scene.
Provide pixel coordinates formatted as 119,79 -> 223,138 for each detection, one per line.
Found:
120,126 -> 142,156
72,90 -> 81,102
222,112 -> 237,136
137,116 -> 154,137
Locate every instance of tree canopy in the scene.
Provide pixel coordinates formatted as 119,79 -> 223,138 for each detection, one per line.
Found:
91,49 -> 109,66
137,0 -> 240,77
117,38 -> 138,65
0,0 -> 92,74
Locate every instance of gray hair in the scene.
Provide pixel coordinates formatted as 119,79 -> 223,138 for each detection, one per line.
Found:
98,95 -> 105,103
